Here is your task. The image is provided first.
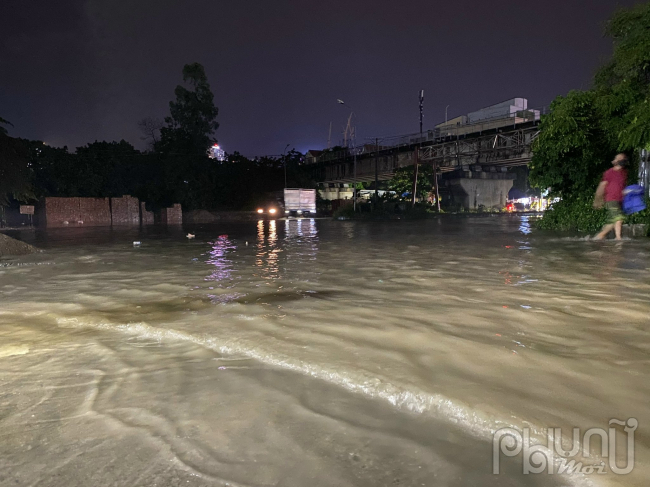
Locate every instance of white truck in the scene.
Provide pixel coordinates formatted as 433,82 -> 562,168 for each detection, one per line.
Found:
284,188 -> 316,216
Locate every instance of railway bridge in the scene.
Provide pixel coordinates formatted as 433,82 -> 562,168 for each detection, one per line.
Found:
310,118 -> 540,209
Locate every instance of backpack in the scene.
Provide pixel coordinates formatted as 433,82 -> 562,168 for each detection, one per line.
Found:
622,185 -> 646,215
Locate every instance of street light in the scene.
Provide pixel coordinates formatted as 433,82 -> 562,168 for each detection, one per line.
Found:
282,143 -> 290,188
337,99 -> 357,212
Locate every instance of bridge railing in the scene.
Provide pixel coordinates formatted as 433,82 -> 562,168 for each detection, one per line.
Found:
306,146 -> 367,164
308,106 -> 548,165
367,105 -> 549,152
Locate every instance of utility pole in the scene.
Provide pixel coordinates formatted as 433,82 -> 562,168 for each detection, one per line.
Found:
433,159 -> 441,211
374,137 -> 379,205
338,99 -> 357,212
419,90 -> 424,136
328,122 -> 332,149
353,138 -> 357,212
283,143 -> 290,188
412,148 -> 418,206
413,90 -> 424,207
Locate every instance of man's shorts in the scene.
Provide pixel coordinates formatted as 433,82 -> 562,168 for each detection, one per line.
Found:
605,200 -> 624,224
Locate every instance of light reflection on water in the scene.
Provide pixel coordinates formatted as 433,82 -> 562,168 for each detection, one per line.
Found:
205,235 -> 235,283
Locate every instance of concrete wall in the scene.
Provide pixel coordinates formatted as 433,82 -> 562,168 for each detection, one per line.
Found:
447,176 -> 514,210
111,195 -> 140,225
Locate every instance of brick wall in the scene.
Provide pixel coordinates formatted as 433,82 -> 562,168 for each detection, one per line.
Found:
39,197 -> 180,227
111,195 -> 140,225
79,198 -> 111,226
140,202 -> 154,225
43,197 -> 81,227
159,204 -> 182,225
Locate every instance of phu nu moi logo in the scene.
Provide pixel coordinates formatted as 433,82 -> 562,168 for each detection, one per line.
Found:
493,418 -> 637,475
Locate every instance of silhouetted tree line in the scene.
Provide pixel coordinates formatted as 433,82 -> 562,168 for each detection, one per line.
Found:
1,63 -> 315,212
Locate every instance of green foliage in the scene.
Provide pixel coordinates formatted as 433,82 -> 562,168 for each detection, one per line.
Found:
333,204 -> 355,219
594,3 -> 650,151
535,197 -> 608,233
538,196 -> 650,233
0,135 -> 34,206
529,90 -> 613,198
0,117 -> 13,136
23,140 -> 314,211
532,3 -> 650,231
333,200 -> 439,220
5,62 -> 319,213
26,140 -> 143,199
388,165 -> 435,199
157,63 -> 219,156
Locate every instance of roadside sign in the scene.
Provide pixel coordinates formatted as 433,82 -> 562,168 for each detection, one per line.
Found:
19,205 -> 35,215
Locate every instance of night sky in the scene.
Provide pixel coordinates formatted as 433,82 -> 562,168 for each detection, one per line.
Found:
0,0 -> 643,156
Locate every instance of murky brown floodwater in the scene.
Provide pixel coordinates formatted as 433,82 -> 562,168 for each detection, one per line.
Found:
0,216 -> 648,487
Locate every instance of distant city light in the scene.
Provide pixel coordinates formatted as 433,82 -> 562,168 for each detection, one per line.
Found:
208,144 -> 226,161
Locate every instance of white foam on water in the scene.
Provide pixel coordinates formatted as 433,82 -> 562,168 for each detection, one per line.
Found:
54,316 -> 599,487
0,344 -> 30,358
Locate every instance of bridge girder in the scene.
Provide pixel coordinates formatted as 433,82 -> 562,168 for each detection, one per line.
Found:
315,124 -> 540,183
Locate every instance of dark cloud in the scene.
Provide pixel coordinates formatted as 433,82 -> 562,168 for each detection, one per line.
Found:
0,0 -> 643,155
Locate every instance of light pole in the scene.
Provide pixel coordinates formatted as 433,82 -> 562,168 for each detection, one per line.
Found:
282,143 -> 290,188
337,99 -> 357,212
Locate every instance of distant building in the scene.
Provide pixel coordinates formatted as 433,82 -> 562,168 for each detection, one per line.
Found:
435,115 -> 468,130
305,150 -> 323,164
437,98 -> 539,131
208,144 -> 226,161
434,98 -> 540,137
467,98 -> 539,123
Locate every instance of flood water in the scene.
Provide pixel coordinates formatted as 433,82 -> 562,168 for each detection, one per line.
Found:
0,216 -> 648,487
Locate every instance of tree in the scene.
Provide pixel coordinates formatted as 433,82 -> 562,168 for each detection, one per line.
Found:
152,63 -> 220,210
388,165 -> 435,200
529,90 -> 613,198
137,117 -> 163,150
75,141 -> 141,197
0,117 -> 13,136
0,134 -> 34,206
27,141 -> 75,198
530,2 -> 650,231
594,3 -> 650,151
157,63 -> 219,155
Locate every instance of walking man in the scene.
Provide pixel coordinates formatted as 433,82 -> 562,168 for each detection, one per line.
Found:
593,153 -> 629,240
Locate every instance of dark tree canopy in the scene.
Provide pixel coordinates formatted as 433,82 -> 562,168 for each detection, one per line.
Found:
388,165 -> 435,200
1,62 -> 317,213
158,63 -> 219,156
530,2 -> 650,231
0,117 -> 13,136
0,134 -> 33,206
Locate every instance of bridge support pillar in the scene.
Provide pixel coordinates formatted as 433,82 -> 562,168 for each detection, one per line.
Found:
445,169 -> 514,210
